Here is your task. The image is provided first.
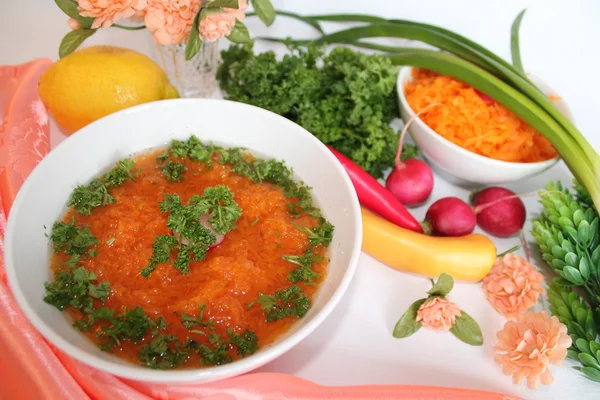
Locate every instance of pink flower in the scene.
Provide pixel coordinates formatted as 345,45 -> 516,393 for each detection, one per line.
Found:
416,297 -> 461,331
77,0 -> 147,29
67,18 -> 80,30
493,311 -> 571,389
482,254 -> 546,320
144,0 -> 201,46
199,0 -> 248,42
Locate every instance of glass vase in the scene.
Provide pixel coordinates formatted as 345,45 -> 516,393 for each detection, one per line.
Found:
150,37 -> 221,99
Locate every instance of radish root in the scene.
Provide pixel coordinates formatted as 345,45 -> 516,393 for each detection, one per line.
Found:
395,103 -> 442,168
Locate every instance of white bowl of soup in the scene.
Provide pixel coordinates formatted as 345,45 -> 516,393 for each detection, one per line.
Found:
4,99 -> 362,383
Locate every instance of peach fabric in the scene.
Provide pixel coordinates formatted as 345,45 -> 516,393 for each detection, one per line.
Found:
0,59 -> 522,400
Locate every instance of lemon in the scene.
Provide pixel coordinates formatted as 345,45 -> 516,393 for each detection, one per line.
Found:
39,45 -> 179,135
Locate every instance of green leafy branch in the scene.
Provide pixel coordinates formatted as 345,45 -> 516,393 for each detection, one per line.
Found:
392,273 -> 483,346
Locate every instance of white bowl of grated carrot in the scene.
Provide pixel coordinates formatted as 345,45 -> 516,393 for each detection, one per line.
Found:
396,66 -> 574,185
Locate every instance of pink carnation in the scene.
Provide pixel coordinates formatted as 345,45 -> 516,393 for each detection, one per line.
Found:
416,297 -> 461,331
144,0 -> 201,46
199,0 -> 248,42
77,0 -> 147,29
483,253 -> 546,320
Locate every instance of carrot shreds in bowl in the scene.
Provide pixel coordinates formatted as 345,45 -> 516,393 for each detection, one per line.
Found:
404,68 -> 558,163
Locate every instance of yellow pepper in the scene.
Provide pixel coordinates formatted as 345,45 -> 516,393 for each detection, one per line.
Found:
361,207 -> 496,282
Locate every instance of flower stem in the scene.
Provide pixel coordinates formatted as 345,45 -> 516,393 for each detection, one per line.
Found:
112,24 -> 146,31
496,245 -> 521,258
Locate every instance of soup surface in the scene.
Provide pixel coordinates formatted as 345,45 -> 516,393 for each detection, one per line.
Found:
44,136 -> 333,369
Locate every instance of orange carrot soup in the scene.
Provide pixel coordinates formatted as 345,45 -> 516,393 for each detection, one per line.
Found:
404,68 -> 558,163
43,135 -> 334,369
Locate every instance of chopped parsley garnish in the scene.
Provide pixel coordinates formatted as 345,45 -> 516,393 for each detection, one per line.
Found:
67,159 -> 137,215
74,306 -> 168,353
158,136 -> 322,219
142,187 -> 241,277
161,160 -> 187,182
293,219 -> 334,249
284,250 -> 323,284
140,235 -> 178,277
68,180 -> 114,215
256,285 -> 311,322
198,185 -> 242,234
139,334 -> 189,370
50,219 -> 98,255
103,159 -> 137,187
181,304 -> 214,332
44,267 -> 110,312
251,218 -> 260,226
185,336 -> 232,366
96,306 -> 154,351
228,329 -> 259,356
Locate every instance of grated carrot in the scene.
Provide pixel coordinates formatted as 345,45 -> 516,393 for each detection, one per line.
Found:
404,68 -> 558,163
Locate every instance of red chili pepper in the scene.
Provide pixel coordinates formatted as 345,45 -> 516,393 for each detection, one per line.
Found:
327,146 -> 423,233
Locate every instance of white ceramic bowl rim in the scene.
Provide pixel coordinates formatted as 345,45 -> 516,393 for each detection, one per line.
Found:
396,67 -> 565,170
4,98 -> 363,383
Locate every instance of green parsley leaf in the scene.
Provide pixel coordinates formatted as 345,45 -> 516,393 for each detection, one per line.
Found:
256,285 -> 311,322
140,235 -> 178,278
293,219 -> 334,249
229,329 -> 259,356
161,160 -> 187,182
199,185 -> 242,234
139,334 -> 189,370
50,220 -> 98,255
103,158 -> 137,187
185,338 -> 232,366
181,304 -> 215,330
97,306 -> 154,351
68,180 -> 114,215
284,251 -> 322,285
43,266 -> 109,312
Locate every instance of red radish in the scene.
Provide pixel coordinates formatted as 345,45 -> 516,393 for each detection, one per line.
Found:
423,197 -> 476,237
385,105 -> 437,207
471,187 -> 526,238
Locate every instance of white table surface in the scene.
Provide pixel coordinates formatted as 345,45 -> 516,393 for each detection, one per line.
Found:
3,1 -> 600,399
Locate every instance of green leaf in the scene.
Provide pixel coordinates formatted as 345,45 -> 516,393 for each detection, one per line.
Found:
54,0 -> 94,28
582,367 -> 600,382
565,252 -> 578,267
568,349 -> 580,360
592,246 -> 600,265
578,220 -> 591,246
206,0 -> 239,8
426,273 -> 454,297
579,353 -> 600,369
251,0 -> 275,26
589,340 -> 600,357
563,266 -> 584,285
510,9 -> 526,73
200,7 -> 225,18
392,298 -> 426,339
573,209 -> 585,227
577,338 -> 592,354
59,29 -> 96,58
450,311 -> 483,346
185,11 -> 202,61
553,277 -> 579,287
580,257 -> 591,280
226,20 -> 252,44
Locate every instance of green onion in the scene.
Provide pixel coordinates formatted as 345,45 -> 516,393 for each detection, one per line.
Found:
259,11 -> 600,210
510,9 -> 527,73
